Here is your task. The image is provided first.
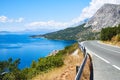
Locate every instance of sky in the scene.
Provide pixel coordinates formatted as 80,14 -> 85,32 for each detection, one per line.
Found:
0,0 -> 120,34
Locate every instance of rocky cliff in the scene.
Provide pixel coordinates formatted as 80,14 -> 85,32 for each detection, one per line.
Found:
84,4 -> 120,31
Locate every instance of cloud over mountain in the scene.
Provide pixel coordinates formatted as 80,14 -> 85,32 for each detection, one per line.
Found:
72,0 -> 120,23
27,0 -> 120,29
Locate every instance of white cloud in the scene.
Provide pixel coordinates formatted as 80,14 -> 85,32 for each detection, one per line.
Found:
0,16 -> 24,23
0,16 -> 7,23
15,18 -> 24,23
72,0 -> 120,23
1,0 -> 120,32
27,0 -> 120,30
27,20 -> 71,30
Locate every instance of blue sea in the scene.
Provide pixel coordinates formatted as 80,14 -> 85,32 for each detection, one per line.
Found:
0,34 -> 75,69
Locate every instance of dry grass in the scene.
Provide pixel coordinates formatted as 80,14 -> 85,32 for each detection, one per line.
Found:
81,56 -> 91,80
32,48 -> 91,80
102,35 -> 120,47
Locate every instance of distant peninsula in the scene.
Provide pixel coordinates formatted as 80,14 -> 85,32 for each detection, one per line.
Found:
31,24 -> 100,41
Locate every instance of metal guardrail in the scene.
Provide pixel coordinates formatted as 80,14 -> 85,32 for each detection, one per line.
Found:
75,42 -> 93,80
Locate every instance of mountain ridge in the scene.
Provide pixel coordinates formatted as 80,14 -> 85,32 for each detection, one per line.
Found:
32,3 -> 120,41
84,3 -> 120,30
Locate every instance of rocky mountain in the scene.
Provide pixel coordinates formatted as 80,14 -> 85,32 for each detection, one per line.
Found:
84,4 -> 120,31
32,4 -> 120,40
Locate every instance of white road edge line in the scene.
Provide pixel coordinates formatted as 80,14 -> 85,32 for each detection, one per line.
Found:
97,41 -> 120,48
82,42 -> 120,70
95,42 -> 120,54
112,65 -> 120,70
85,47 -> 110,64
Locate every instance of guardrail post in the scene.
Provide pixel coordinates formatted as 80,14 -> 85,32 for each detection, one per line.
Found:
76,66 -> 80,74
75,52 -> 88,80
88,54 -> 94,80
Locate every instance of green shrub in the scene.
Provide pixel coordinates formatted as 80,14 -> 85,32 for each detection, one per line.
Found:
36,55 -> 64,72
100,24 -> 120,41
2,73 -> 15,80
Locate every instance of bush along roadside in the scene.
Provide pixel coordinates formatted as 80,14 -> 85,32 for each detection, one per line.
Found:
100,24 -> 120,41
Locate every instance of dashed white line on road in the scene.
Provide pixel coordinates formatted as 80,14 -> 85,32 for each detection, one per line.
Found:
112,65 -> 120,71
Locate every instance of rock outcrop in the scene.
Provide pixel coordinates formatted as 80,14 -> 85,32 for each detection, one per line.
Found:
84,4 -> 120,31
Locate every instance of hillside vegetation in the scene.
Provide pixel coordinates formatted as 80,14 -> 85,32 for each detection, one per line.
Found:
100,24 -> 120,41
100,24 -> 120,46
33,45 -> 91,80
0,58 -> 21,79
42,24 -> 86,40
31,24 -> 100,41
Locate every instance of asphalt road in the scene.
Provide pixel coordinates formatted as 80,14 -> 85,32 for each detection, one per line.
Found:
81,40 -> 120,80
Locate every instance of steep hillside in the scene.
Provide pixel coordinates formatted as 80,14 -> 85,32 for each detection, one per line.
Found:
76,27 -> 100,41
84,4 -> 120,30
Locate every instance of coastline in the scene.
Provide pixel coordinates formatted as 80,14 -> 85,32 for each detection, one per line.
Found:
31,35 -> 77,41
48,50 -> 60,56
0,34 -> 76,69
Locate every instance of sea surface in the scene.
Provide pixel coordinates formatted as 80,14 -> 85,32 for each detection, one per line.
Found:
0,34 -> 75,69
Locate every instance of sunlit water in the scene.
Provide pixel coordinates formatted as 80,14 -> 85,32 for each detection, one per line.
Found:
0,34 -> 75,69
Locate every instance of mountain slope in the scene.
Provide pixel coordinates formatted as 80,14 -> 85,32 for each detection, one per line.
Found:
42,24 -> 86,40
31,24 -> 100,40
84,4 -> 120,30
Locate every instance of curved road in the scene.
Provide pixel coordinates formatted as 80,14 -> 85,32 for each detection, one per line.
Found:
81,40 -> 120,80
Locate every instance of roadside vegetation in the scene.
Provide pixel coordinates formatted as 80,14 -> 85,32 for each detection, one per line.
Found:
100,24 -> 120,46
1,43 -> 89,80
32,44 -> 91,80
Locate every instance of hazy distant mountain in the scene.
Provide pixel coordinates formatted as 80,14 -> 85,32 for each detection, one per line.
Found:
0,31 -> 11,34
84,4 -> 120,31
